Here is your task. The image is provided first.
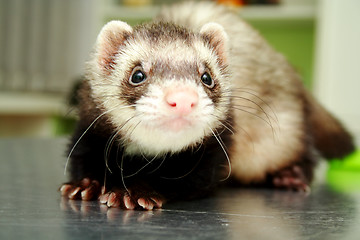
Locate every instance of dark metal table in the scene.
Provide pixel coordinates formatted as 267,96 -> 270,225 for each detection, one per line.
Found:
1,138 -> 359,240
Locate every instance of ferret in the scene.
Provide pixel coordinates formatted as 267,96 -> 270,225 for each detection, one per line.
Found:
60,2 -> 355,210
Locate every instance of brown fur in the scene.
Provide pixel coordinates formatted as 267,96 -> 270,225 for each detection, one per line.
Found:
157,2 -> 355,186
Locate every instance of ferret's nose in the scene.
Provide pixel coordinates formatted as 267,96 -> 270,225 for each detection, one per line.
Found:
165,88 -> 199,115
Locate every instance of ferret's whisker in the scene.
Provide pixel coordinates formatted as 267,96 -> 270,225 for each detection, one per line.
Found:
122,119 -> 165,178
114,115 -> 141,170
91,83 -> 122,88
125,117 -> 143,142
193,139 -> 204,154
64,104 -> 136,175
103,167 -> 108,193
222,118 -> 236,132
233,88 -> 279,124
115,139 -> 122,173
140,150 -> 152,163
230,103 -> 277,140
65,105 -> 118,175
120,152 -> 130,194
104,129 -> 122,174
230,96 -> 274,126
210,113 -> 235,135
230,88 -> 280,137
124,152 -> 159,178
220,90 -> 279,140
161,151 -> 204,180
219,120 -> 235,135
148,155 -> 167,174
222,87 -> 279,125
231,103 -> 277,128
208,126 -> 232,182
231,106 -> 272,126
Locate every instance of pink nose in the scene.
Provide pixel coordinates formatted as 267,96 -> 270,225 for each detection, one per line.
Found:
165,88 -> 199,115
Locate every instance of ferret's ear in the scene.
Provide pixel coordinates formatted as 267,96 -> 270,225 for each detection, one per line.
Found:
95,20 -> 133,74
200,22 -> 229,66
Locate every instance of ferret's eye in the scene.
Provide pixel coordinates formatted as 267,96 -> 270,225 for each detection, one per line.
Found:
130,70 -> 147,85
201,72 -> 214,88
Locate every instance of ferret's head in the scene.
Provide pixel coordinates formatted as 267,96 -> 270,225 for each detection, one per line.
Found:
88,20 -> 231,156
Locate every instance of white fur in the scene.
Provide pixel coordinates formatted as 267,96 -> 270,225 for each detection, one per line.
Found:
88,22 -> 231,157
125,78 -> 216,156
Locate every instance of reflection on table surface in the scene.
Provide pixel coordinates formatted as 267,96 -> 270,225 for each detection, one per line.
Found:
1,138 -> 359,240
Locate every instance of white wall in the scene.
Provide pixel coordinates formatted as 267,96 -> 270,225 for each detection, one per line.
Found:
314,0 -> 360,146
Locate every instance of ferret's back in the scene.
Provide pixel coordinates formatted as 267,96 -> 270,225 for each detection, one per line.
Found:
156,2 -> 262,48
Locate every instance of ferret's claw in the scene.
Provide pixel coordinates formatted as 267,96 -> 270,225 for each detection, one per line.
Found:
99,188 -> 164,210
60,178 -> 101,200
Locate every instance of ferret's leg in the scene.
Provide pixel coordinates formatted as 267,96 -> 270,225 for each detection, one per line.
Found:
60,125 -> 107,201
270,165 -> 311,192
229,95 -> 318,191
97,145 -> 224,210
269,147 -> 316,192
61,125 -> 166,209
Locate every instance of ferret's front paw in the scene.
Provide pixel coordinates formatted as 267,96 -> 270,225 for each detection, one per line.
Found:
99,187 -> 164,210
60,178 -> 102,201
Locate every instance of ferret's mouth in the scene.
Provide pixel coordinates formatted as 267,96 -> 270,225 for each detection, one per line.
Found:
158,117 -> 194,132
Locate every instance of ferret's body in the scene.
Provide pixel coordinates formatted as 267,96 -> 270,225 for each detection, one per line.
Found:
61,2 -> 354,210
